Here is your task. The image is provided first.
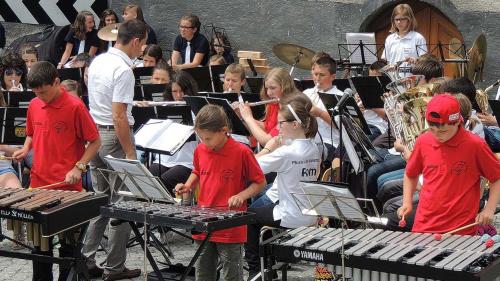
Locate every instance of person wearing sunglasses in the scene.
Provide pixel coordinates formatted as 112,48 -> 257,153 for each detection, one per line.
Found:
382,4 -> 427,67
0,52 -> 27,92
171,14 -> 210,70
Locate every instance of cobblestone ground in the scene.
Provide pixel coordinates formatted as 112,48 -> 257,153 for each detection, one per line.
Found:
0,219 -> 313,281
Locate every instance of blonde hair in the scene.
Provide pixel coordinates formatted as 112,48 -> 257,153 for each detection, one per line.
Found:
259,67 -> 298,101
224,63 -> 245,81
389,4 -> 418,33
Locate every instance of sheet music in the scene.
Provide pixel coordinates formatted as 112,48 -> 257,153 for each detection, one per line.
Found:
104,155 -> 175,202
334,115 -> 362,173
346,33 -> 378,64
134,119 -> 194,154
299,182 -> 365,222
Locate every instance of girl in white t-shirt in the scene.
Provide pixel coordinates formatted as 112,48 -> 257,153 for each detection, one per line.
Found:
245,94 -> 321,278
382,4 -> 427,66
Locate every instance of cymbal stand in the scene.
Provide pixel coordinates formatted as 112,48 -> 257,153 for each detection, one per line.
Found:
289,50 -> 304,76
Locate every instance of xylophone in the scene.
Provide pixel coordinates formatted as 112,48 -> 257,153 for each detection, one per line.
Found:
0,187 -> 108,250
265,226 -> 500,281
101,201 -> 257,281
100,201 -> 256,232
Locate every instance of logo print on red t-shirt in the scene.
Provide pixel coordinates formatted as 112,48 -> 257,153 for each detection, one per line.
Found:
221,169 -> 234,183
53,121 -> 67,133
451,161 -> 467,175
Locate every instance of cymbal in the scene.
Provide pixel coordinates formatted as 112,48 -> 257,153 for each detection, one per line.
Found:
466,33 -> 487,83
272,43 -> 315,70
98,23 -> 121,41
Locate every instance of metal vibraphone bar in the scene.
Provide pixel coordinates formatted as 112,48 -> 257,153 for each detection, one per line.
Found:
101,200 -> 256,232
264,226 -> 500,281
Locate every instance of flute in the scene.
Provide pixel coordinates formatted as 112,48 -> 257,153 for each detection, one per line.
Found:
246,98 -> 280,107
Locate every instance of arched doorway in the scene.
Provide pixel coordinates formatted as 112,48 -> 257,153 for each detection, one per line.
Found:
360,0 -> 464,77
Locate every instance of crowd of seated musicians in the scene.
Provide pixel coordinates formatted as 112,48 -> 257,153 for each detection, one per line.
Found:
0,4 -> 499,281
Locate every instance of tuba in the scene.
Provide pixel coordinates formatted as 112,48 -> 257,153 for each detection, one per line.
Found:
475,79 -> 499,113
383,75 -> 425,144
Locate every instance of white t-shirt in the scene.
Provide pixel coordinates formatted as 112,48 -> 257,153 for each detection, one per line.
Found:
154,141 -> 196,169
258,139 -> 320,228
88,47 -> 135,125
303,86 -> 343,147
382,31 -> 427,67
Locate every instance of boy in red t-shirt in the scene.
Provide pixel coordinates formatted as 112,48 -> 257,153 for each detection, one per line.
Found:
13,61 -> 100,281
176,104 -> 266,281
399,94 -> 500,235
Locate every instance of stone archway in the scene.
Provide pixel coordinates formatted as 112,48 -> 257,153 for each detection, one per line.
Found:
359,0 -> 464,77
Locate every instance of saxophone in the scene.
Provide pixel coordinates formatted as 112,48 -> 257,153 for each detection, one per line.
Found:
475,80 -> 499,113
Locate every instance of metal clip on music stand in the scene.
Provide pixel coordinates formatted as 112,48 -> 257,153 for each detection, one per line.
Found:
289,181 -> 378,281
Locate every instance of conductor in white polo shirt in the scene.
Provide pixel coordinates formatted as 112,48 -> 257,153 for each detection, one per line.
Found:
82,19 -> 147,281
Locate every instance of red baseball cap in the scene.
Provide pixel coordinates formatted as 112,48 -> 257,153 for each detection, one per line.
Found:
425,93 -> 463,124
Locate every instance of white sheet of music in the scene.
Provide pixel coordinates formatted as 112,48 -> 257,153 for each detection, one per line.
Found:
346,33 -> 378,64
334,115 -> 362,173
134,119 -> 194,155
104,155 -> 175,202
300,182 -> 365,222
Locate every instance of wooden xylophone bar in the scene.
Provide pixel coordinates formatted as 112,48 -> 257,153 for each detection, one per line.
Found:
266,226 -> 500,281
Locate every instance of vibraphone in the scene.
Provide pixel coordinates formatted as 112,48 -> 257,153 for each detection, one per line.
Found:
101,201 -> 256,232
100,201 -> 257,281
0,187 -> 108,250
264,226 -> 500,281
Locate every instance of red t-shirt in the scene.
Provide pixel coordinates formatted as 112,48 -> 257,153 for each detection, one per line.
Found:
191,137 -> 265,243
264,103 -> 279,137
406,127 -> 500,235
26,89 -> 99,191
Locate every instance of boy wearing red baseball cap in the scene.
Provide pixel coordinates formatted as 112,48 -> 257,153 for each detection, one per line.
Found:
398,93 -> 500,235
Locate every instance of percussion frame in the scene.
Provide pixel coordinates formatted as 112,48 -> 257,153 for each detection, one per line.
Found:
0,222 -> 91,281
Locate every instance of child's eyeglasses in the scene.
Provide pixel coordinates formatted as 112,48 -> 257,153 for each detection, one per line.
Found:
5,67 -> 23,76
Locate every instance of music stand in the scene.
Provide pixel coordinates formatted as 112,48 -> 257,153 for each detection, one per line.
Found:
0,107 -> 27,145
241,93 -> 265,120
207,92 -> 239,103
141,84 -> 167,101
350,76 -> 386,109
103,156 -> 175,202
57,67 -> 83,82
132,106 -> 157,131
245,77 -> 264,94
4,91 -> 36,107
133,67 -> 154,85
489,100 -> 500,126
333,79 -> 351,92
289,181 -> 371,281
418,42 -> 468,63
183,65 -> 228,92
206,97 -> 250,136
157,105 -> 193,125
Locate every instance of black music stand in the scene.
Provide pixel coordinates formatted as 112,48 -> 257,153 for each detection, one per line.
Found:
133,66 -> 154,85
141,84 -> 168,101
294,79 -> 315,92
350,76 -> 387,110
3,91 -> 36,107
245,77 -> 264,94
333,79 -> 351,92
207,92 -> 239,103
338,40 -> 384,76
0,107 -> 27,145
57,67 -> 83,82
183,65 -> 228,92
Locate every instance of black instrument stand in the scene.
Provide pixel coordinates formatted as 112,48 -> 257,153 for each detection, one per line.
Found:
0,223 -> 91,281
